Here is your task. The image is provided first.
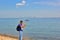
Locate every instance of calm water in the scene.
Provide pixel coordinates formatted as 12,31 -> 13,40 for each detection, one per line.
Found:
0,18 -> 60,40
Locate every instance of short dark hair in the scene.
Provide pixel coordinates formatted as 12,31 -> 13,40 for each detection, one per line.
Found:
20,20 -> 23,23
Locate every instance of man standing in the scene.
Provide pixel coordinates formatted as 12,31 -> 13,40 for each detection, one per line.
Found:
17,20 -> 25,40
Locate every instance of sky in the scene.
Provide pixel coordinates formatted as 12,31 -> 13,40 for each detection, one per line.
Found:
0,0 -> 60,18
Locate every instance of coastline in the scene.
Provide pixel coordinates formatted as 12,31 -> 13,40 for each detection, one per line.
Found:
0,33 -> 31,40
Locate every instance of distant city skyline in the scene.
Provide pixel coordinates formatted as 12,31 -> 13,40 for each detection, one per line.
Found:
0,0 -> 60,18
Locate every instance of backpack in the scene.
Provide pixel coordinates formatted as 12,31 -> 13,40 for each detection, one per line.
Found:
16,24 -> 21,31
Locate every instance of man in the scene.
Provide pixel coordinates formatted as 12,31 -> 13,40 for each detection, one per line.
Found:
17,20 -> 25,40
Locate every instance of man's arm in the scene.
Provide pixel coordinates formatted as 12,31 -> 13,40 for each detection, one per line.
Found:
21,23 -> 26,28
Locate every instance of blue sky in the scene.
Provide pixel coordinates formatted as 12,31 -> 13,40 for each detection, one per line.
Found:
0,0 -> 60,18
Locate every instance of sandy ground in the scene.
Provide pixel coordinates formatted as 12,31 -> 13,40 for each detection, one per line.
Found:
0,34 -> 32,40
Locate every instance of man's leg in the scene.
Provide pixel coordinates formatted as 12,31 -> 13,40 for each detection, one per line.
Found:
19,31 -> 23,40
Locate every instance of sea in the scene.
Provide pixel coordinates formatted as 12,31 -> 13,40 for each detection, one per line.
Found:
0,18 -> 60,40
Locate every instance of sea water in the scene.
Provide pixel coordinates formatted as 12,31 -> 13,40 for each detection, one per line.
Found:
0,18 -> 60,40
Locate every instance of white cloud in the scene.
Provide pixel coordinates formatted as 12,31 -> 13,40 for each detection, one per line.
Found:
16,0 -> 26,6
33,0 -> 60,6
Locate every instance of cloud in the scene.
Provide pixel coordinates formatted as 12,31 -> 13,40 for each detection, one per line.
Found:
33,0 -> 60,6
16,0 -> 26,6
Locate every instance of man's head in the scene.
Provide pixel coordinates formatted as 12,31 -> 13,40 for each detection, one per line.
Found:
20,20 -> 23,24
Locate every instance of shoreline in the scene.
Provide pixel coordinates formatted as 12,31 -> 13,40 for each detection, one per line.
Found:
0,33 -> 32,40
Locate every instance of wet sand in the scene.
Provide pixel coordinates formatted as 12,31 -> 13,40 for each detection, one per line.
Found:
0,34 -> 32,40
